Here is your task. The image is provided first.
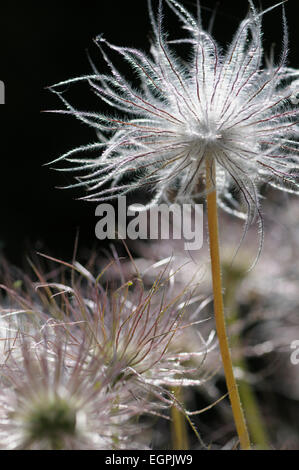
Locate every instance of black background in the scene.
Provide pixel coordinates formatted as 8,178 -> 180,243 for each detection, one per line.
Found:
0,0 -> 298,265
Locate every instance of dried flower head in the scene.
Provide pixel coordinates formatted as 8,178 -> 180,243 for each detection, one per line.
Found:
50,0 -> 299,229
29,255 -> 210,388
0,253 -> 212,448
0,328 -> 142,450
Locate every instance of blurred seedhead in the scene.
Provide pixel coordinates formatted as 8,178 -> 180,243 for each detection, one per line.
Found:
0,250 -> 216,449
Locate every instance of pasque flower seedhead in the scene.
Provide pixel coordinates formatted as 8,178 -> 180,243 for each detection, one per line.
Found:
50,0 -> 299,228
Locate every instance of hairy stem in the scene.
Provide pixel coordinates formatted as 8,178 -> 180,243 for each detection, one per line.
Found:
205,158 -> 251,450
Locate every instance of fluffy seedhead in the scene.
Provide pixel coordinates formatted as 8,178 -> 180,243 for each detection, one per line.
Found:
0,253 -> 212,448
0,328 -> 144,450
49,0 -> 299,233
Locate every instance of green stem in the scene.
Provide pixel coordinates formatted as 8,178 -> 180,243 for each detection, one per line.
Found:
171,387 -> 189,450
205,159 -> 251,450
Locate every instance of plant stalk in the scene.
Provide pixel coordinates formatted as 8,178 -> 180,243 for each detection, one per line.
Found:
205,158 -> 251,450
171,387 -> 189,450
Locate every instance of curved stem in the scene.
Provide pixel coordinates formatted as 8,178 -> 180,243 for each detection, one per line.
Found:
205,158 -> 251,450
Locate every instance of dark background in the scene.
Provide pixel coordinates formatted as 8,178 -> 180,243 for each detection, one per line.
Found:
0,0 -> 298,265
